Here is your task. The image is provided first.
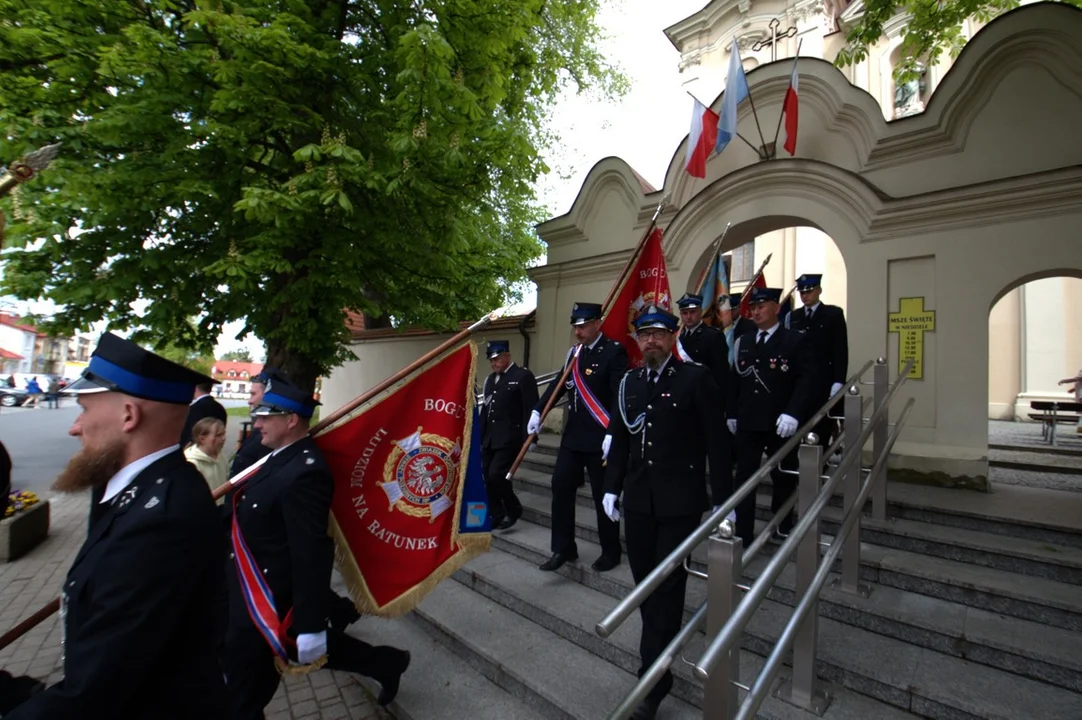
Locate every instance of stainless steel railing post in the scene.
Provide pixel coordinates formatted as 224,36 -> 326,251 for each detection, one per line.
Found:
775,435 -> 830,714
836,385 -> 870,597
704,534 -> 743,719
871,358 -> 890,520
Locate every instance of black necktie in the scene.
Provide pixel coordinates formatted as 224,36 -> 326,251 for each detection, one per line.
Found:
648,370 -> 658,387
757,331 -> 767,346
807,308 -> 814,321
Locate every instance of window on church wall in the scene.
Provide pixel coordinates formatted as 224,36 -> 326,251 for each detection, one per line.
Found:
726,244 -> 755,282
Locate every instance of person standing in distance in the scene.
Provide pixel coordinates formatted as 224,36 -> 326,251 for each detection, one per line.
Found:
181,380 -> 228,448
675,292 -> 730,397
528,302 -> 628,572
7,332 -> 227,719
728,288 -> 816,547
786,273 -> 849,450
602,307 -> 731,720
480,341 -> 538,530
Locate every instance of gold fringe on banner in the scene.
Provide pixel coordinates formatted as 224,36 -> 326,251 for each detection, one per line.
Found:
321,341 -> 491,619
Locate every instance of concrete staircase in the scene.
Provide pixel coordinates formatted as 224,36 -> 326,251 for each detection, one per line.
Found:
350,434 -> 1082,720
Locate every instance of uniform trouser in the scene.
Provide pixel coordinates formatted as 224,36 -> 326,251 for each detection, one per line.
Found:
625,511 -> 702,706
482,447 -> 522,522
550,448 -> 621,559
734,430 -> 798,547
224,625 -> 394,720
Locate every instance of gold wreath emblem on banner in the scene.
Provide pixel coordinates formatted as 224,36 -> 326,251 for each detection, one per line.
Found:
627,290 -> 670,335
380,427 -> 462,522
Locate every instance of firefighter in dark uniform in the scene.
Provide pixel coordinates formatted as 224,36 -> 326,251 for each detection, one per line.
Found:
6,332 -> 228,719
727,288 -> 817,547
480,340 -> 538,530
529,302 -> 628,572
676,292 -> 730,393
222,378 -> 410,719
228,367 -> 283,477
602,306 -> 731,720
786,273 -> 849,449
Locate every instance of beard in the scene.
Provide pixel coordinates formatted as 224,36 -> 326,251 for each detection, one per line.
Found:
53,441 -> 126,494
642,347 -> 670,370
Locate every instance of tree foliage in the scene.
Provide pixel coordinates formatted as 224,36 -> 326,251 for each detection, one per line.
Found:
836,0 -> 1082,81
0,0 -> 623,389
221,348 -> 253,363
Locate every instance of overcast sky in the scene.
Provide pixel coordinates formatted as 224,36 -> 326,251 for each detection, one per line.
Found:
2,0 -> 708,361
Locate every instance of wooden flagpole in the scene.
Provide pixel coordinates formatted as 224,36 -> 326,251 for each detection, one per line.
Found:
0,311 -> 503,650
504,197 -> 669,482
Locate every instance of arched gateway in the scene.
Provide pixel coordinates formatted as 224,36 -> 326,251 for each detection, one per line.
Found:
530,4 -> 1082,488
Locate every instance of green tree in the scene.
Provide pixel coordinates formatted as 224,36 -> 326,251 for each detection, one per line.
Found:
155,341 -> 216,377
836,0 -> 1081,81
0,0 -> 623,390
221,349 -> 253,363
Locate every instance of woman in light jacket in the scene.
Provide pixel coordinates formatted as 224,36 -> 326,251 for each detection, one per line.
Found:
184,417 -> 227,498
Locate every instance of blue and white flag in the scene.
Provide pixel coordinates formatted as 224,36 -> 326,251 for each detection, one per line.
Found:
716,39 -> 750,154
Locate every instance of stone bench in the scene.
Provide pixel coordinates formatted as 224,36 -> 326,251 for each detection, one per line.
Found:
0,500 -> 50,562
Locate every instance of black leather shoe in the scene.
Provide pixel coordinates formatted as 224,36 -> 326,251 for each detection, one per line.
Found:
495,515 -> 518,530
591,555 -> 620,572
629,698 -> 660,720
539,550 -> 578,571
376,648 -> 411,706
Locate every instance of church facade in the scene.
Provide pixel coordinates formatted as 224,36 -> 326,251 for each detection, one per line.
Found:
322,3 -> 1082,488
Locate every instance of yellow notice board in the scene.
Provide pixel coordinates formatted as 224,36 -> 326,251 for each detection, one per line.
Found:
887,297 -> 935,380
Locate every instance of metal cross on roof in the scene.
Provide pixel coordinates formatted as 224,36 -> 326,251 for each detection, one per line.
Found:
752,18 -> 798,62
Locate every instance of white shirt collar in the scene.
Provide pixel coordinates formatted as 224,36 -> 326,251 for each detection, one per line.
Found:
647,355 -> 672,377
756,323 -> 781,342
806,302 -> 821,313
684,321 -> 702,333
586,334 -> 603,351
100,445 -> 180,504
189,394 -> 208,406
270,437 -> 303,457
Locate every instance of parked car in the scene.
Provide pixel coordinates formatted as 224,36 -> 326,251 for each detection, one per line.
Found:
0,386 -> 28,407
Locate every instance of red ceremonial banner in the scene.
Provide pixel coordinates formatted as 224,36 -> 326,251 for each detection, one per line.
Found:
313,343 -> 487,617
600,227 -> 672,367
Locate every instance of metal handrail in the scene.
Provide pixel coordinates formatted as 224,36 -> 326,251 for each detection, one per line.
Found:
595,359 -> 874,639
733,398 -> 915,720
694,358 -> 914,679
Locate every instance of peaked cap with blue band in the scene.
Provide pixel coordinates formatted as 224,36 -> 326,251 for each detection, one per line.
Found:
64,332 -> 213,404
796,273 -> 822,291
729,294 -> 743,310
569,302 -> 602,326
486,340 -> 510,359
748,287 -> 783,305
252,377 -> 321,418
252,366 -> 287,385
676,293 -> 703,309
634,305 -> 679,333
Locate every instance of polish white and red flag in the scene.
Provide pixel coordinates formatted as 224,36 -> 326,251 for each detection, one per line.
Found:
782,54 -> 800,156
684,98 -> 719,178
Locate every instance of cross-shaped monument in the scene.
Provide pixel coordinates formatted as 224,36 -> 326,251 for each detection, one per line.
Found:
887,297 -> 936,380
752,18 -> 798,62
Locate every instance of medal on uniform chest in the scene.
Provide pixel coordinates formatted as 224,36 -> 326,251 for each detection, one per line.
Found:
585,368 -> 593,375
769,358 -> 777,370
781,360 -> 789,372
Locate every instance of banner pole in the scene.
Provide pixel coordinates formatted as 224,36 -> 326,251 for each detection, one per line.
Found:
505,197 -> 669,482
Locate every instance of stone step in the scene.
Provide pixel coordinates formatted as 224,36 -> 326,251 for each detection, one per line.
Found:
514,464 -> 1082,585
409,577 -> 703,720
520,443 -> 1082,548
507,486 -> 1082,632
490,520 -> 1082,713
988,447 -> 1082,476
349,612 -> 547,720
453,546 -> 922,720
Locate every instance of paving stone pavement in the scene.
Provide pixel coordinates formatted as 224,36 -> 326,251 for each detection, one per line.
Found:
0,491 -> 395,720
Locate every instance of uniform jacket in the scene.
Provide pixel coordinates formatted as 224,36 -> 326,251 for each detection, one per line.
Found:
786,303 -> 849,396
604,360 -> 730,517
728,327 -> 817,432
180,394 -> 228,447
225,436 -> 334,637
678,324 -> 730,404
536,336 -> 629,453
480,363 -> 539,450
7,451 -> 227,720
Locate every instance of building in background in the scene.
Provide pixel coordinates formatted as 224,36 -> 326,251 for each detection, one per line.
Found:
211,360 -> 264,399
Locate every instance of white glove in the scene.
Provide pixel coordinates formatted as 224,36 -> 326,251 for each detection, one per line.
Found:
296,630 -> 327,664
776,413 -> 798,438
831,382 -> 844,397
726,419 -> 738,435
601,434 -> 612,460
602,493 -> 620,522
527,410 -> 541,435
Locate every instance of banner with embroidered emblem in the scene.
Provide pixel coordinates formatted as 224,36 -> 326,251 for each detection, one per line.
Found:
599,227 -> 672,367
313,342 -> 490,617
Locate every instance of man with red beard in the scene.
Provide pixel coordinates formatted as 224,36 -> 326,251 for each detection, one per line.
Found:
6,332 -> 227,720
